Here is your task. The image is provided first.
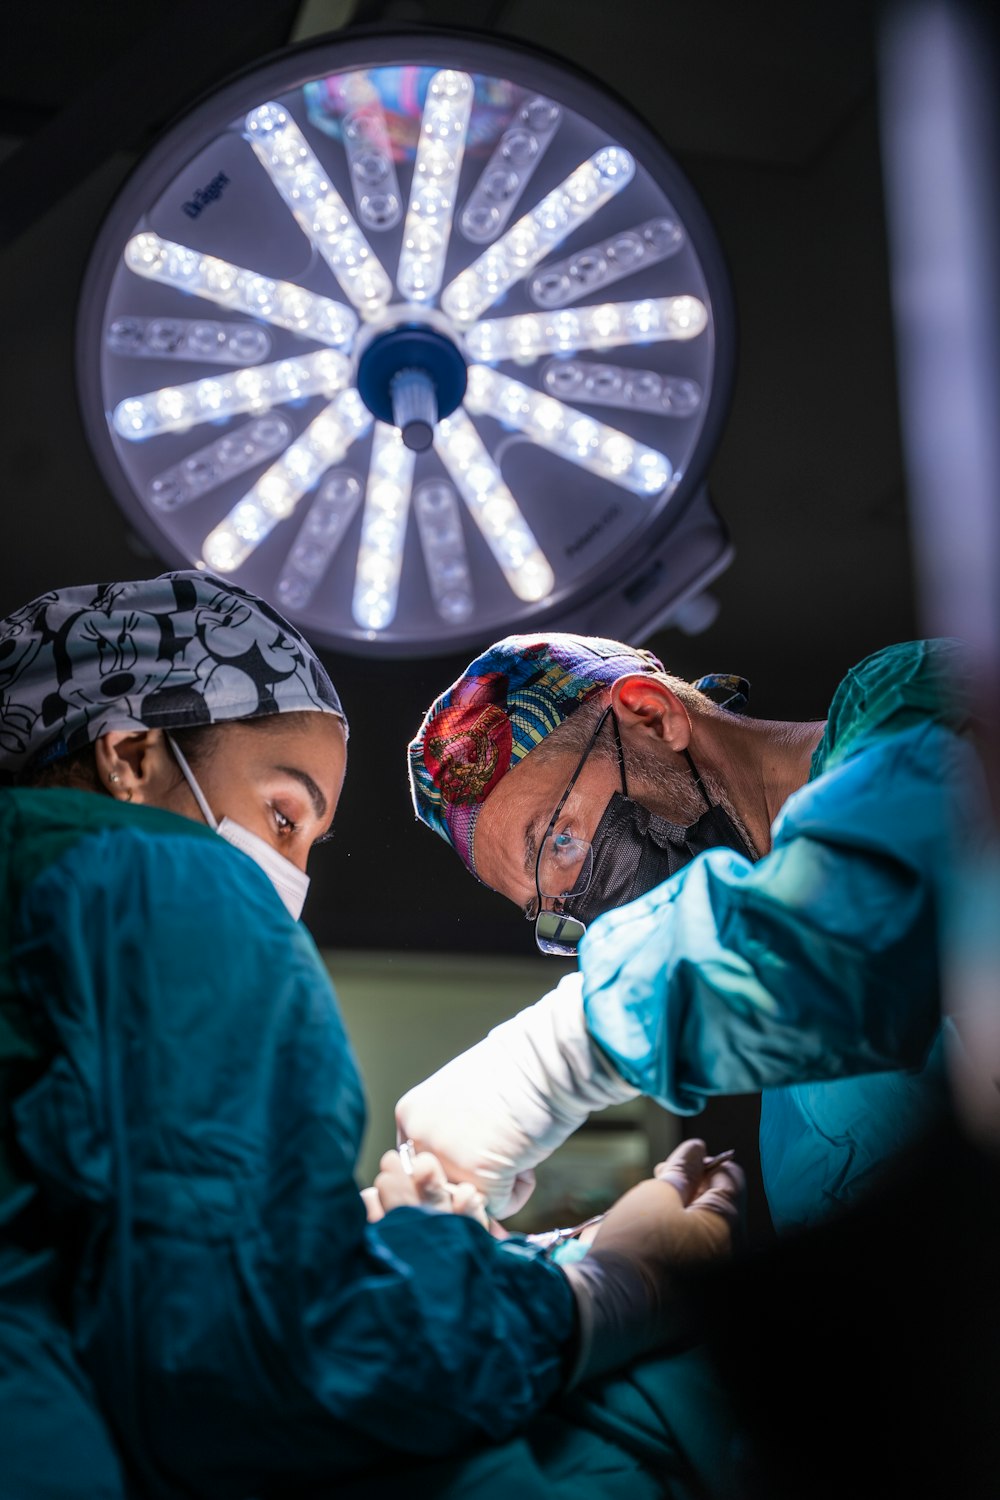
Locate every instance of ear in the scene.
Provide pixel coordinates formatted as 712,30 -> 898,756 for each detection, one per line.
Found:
610,674 -> 692,752
93,728 -> 173,804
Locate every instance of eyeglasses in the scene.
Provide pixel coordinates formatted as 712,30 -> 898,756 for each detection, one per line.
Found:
533,704 -> 626,956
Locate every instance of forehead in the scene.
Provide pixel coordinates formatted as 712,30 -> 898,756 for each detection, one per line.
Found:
216,714 -> 347,788
472,746 -> 581,899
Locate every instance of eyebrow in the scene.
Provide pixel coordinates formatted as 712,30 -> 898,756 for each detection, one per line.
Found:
275,765 -> 328,823
523,816 -> 539,880
514,816 -> 541,918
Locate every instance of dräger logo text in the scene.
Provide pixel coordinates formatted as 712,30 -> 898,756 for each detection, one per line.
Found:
182,171 -> 230,219
565,503 -> 622,558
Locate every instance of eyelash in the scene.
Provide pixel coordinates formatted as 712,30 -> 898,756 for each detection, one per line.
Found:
270,800 -> 334,849
271,804 -> 298,837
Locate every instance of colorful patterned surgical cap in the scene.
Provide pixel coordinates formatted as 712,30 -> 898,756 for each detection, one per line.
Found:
408,633 -> 666,876
0,570 -> 346,780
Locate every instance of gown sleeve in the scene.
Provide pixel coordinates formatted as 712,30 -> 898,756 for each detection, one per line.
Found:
580,720 -> 979,1110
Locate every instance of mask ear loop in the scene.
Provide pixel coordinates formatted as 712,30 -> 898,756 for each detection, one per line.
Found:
682,747 -> 713,813
166,732 -> 219,830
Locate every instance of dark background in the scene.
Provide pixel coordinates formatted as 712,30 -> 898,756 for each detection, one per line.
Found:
0,0 -> 922,1241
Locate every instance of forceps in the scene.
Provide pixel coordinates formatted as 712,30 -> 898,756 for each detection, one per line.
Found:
397,1138 -> 460,1201
523,1148 -> 737,1250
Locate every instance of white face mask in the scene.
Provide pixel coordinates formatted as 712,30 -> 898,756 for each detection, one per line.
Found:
166,732 -> 311,922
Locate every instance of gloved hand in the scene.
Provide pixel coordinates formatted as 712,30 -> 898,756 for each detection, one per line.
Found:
561,1137 -> 746,1386
394,971 -> 640,1218
361,1147 -> 490,1229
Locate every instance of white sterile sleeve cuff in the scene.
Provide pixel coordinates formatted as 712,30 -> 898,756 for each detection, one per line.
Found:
490,970 -> 641,1129
394,971 -> 638,1219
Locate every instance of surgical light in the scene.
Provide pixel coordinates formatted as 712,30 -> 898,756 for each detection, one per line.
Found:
77,29 -> 736,657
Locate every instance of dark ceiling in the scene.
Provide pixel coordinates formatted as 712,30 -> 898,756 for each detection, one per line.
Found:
0,0 -> 919,960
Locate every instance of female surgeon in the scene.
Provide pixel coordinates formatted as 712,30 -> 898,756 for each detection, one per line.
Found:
0,570 -> 745,1500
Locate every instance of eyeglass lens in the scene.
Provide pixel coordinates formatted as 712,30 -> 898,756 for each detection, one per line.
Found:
537,834 -> 593,899
535,908 -> 587,956
533,706 -> 616,957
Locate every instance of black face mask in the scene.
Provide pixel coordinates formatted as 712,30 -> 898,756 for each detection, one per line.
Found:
561,750 -> 758,930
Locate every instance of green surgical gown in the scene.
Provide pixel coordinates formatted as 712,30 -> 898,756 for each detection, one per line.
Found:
580,639 -> 981,1231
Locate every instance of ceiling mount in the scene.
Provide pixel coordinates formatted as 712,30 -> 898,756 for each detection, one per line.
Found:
76,26 -> 737,656
355,319 -> 468,451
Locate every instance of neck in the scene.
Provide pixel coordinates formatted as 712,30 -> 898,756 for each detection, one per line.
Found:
696,715 -> 826,858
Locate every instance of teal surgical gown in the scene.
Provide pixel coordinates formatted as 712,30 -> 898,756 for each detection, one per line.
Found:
0,788 -> 738,1499
580,640 -> 980,1232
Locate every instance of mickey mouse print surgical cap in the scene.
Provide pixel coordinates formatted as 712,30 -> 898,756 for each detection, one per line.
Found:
0,570 -> 346,780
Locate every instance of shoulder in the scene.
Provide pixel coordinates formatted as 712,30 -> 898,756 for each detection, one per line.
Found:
3,797 -> 360,1150
1,788 -> 219,934
10,793 -> 323,975
840,638 -> 969,696
816,639 -> 972,774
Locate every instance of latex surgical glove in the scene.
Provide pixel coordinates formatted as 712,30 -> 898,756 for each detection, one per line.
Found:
395,971 -> 639,1219
561,1137 -> 746,1386
361,1147 -> 490,1229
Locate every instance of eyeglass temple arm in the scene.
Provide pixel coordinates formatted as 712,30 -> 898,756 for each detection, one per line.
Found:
608,705 -> 628,799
